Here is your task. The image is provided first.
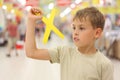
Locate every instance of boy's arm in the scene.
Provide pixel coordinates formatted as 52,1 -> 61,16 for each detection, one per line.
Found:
25,7 -> 50,60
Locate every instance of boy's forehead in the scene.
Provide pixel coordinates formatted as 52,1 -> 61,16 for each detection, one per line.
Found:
72,19 -> 83,25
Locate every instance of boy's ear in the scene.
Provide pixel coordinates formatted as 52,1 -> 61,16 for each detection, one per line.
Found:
95,28 -> 102,39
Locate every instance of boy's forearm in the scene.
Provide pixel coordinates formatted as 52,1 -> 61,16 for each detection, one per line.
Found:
25,20 -> 37,56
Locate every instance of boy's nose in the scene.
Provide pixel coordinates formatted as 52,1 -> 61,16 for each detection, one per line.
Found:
74,30 -> 79,35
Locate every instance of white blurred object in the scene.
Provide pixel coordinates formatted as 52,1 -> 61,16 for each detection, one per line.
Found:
2,5 -> 7,10
25,6 -> 32,12
48,3 -> 54,10
75,0 -> 82,4
17,0 -> 26,6
105,30 -> 120,42
60,7 -> 71,18
104,16 -> 112,32
0,38 -> 4,43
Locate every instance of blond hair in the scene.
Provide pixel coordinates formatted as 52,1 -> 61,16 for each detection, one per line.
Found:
73,7 -> 105,30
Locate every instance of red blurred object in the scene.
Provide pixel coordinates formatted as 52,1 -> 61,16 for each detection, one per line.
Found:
4,0 -> 13,2
16,44 -> 23,49
25,0 -> 39,7
13,3 -> 20,7
16,41 -> 24,50
16,16 -> 21,24
57,0 -> 71,6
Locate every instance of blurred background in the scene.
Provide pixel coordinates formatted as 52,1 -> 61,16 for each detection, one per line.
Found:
0,0 -> 120,80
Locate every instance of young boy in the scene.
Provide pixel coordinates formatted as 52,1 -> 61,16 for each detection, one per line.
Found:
25,7 -> 113,80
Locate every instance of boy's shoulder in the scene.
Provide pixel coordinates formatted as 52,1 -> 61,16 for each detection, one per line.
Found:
54,45 -> 76,56
56,45 -> 76,51
97,51 -> 113,67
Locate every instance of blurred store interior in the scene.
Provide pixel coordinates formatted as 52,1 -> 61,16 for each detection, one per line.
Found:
0,0 -> 120,80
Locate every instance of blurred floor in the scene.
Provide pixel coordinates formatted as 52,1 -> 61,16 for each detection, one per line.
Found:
0,34 -> 120,80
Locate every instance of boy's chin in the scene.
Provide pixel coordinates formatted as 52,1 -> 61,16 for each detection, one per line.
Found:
74,43 -> 86,48
74,43 -> 81,47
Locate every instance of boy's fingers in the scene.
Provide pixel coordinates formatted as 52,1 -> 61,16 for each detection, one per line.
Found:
28,7 -> 43,21
31,7 -> 42,16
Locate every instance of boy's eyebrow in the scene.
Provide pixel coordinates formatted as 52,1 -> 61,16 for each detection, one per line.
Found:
72,23 -> 84,27
72,24 -> 75,27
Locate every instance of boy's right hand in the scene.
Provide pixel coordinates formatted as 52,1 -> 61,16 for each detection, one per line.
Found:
27,7 -> 42,22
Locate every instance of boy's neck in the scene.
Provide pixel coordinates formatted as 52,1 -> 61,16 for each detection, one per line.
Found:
78,45 -> 97,55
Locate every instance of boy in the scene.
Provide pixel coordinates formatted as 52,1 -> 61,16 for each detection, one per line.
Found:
25,7 -> 113,80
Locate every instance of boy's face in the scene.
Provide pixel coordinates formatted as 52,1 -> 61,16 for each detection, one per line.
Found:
72,18 -> 102,48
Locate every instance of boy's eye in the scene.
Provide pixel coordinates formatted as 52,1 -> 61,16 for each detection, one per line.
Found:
72,25 -> 76,30
79,27 -> 85,30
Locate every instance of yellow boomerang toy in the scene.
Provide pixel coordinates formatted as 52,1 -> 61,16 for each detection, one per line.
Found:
41,8 -> 64,44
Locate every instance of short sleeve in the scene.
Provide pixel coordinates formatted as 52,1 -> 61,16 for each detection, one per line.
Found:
102,60 -> 114,80
48,46 -> 63,63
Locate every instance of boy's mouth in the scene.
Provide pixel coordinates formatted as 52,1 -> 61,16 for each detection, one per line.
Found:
73,37 -> 79,42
